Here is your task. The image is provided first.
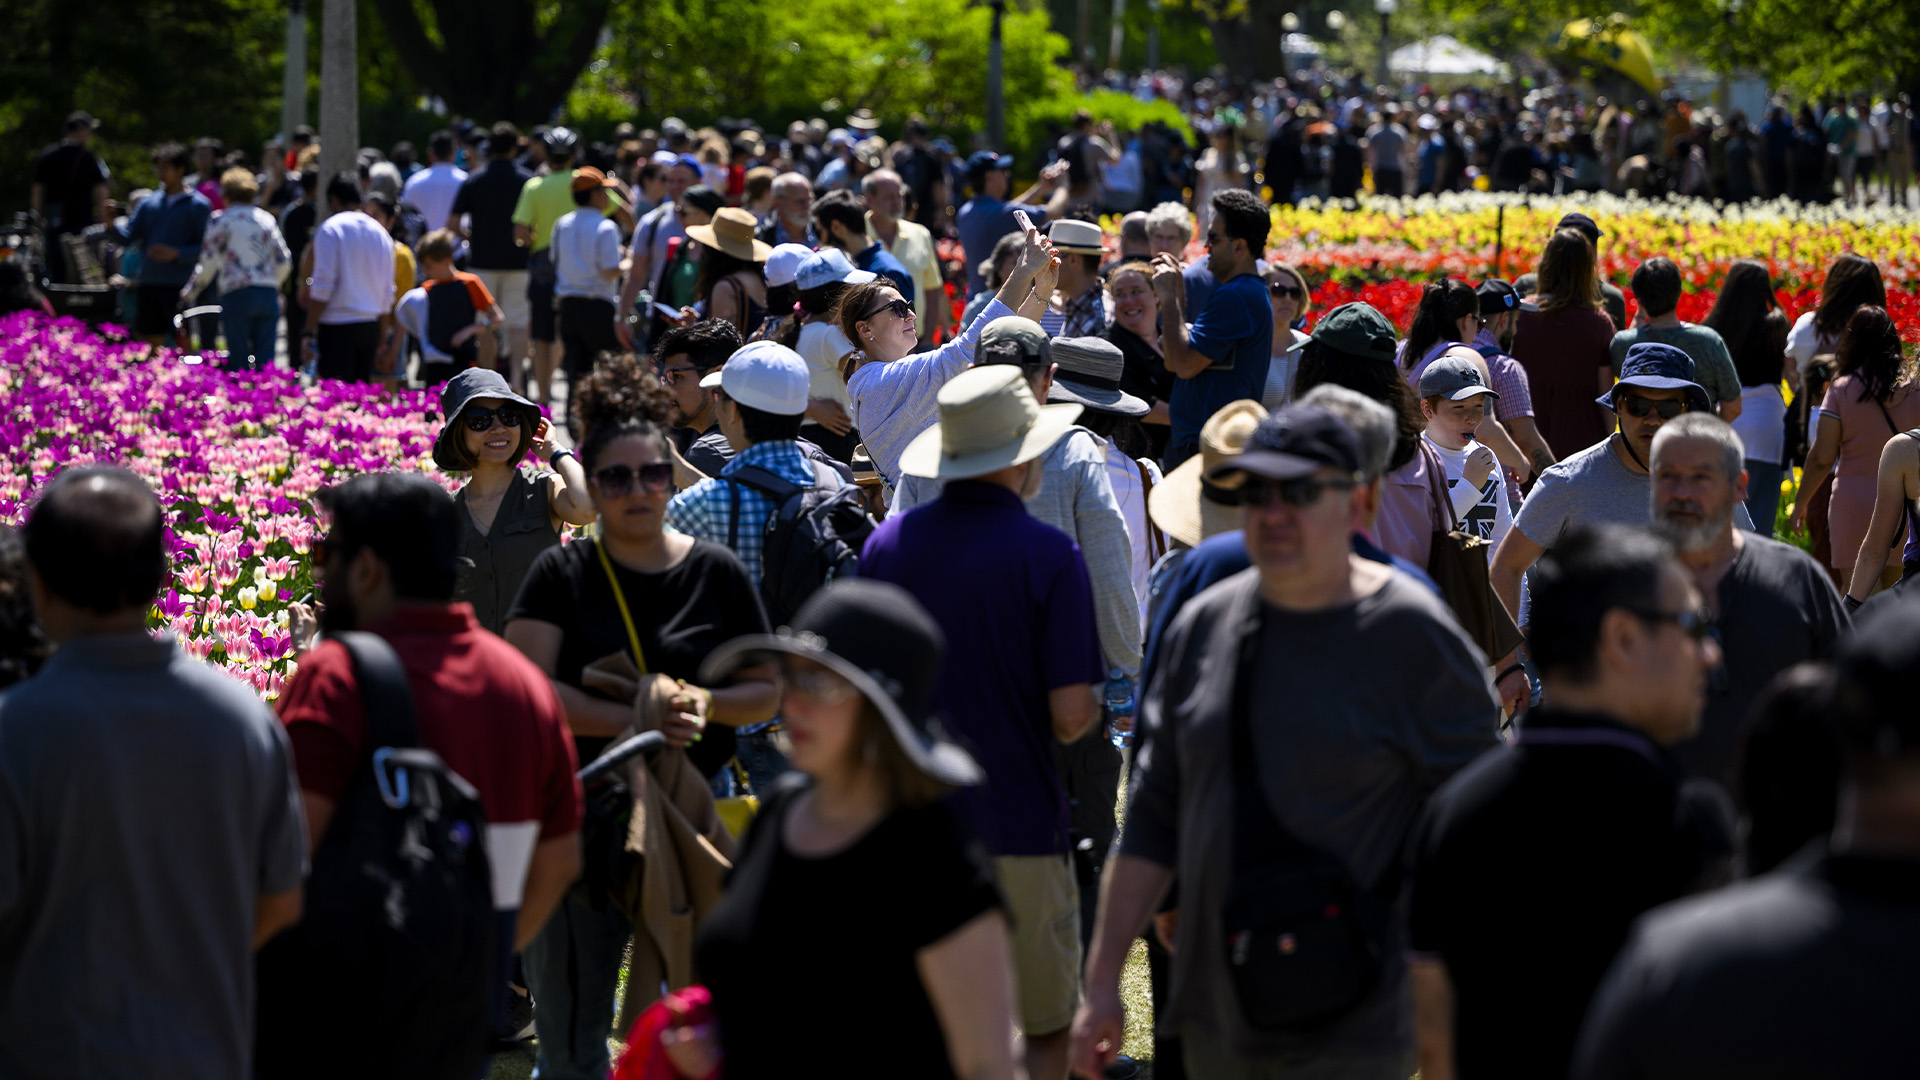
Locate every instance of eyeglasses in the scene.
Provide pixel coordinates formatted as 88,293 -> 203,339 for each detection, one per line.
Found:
660,365 -> 700,386
1626,606 -> 1716,642
461,405 -> 525,432
590,462 -> 675,498
1242,475 -> 1358,508
1617,394 -> 1688,420
1204,230 -> 1226,247
1269,281 -> 1302,299
781,662 -> 861,705
859,297 -> 913,322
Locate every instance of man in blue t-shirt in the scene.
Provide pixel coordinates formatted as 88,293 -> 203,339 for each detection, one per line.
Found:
1150,188 -> 1274,469
955,151 -> 1067,294
812,189 -> 914,303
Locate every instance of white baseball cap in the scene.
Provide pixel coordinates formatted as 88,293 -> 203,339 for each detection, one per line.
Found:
764,243 -> 816,288
649,150 -> 680,166
701,340 -> 810,416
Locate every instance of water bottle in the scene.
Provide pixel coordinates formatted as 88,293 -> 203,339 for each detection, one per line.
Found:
1104,668 -> 1136,749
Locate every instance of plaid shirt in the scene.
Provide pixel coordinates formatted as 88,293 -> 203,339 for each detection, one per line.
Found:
664,440 -> 818,590
1475,328 -> 1535,422
1040,280 -> 1110,338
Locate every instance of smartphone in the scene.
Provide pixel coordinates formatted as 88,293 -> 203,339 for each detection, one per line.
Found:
654,301 -> 681,320
1013,209 -> 1034,234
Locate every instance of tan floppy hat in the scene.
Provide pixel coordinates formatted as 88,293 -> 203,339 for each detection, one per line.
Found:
685,206 -> 773,262
1148,400 -> 1269,549
898,366 -> 1083,480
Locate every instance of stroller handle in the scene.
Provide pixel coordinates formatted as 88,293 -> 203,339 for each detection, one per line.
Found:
577,729 -> 668,784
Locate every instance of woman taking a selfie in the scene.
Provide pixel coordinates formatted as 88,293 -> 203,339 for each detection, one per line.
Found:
663,579 -> 1018,1080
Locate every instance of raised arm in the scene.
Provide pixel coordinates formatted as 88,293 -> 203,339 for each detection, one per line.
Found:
1846,432 -> 1919,603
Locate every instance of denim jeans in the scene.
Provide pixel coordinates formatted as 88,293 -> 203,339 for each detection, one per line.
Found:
220,285 -> 279,369
1745,458 -> 1785,539
523,893 -> 632,1080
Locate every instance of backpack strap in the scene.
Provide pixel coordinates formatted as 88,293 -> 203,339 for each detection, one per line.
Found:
333,630 -> 421,751
726,462 -> 808,508
1473,340 -> 1503,360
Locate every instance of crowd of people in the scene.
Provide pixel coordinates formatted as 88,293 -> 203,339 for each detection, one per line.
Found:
5,79 -> 1920,1080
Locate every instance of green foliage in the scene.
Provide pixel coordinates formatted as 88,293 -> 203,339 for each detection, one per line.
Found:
1010,88 -> 1194,168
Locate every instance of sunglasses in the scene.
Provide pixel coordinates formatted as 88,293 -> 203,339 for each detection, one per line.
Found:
1204,230 -> 1226,247
1269,281 -> 1302,299
660,365 -> 700,386
462,405 -> 525,432
1617,394 -> 1688,420
591,462 -> 675,498
781,662 -> 861,705
860,297 -> 913,322
1627,606 -> 1716,642
1242,475 -> 1358,508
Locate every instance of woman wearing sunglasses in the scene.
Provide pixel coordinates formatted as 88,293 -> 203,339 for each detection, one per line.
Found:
504,405 -> 779,1080
431,367 -> 598,635
835,220 -> 1059,493
653,579 -> 1015,1080
1262,262 -> 1313,409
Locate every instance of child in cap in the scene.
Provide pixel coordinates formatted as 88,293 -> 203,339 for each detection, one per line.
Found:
1419,349 -> 1514,557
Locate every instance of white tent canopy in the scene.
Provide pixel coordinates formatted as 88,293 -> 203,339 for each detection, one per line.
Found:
1388,35 -> 1508,77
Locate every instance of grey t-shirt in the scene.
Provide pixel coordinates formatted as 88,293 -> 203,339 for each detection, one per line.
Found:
1513,436 -> 1754,621
1122,569 -> 1499,1058
0,634 -> 306,1080
1609,324 -> 1742,406
1680,535 -> 1847,786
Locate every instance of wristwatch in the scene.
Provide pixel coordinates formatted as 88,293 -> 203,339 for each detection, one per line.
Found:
549,448 -> 577,467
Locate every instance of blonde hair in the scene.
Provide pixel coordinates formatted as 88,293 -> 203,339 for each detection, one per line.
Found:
220,166 -> 259,205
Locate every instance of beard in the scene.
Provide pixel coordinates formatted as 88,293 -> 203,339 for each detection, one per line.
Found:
1655,502 -> 1732,553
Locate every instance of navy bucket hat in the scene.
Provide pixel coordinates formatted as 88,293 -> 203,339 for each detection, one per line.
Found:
1598,342 -> 1711,415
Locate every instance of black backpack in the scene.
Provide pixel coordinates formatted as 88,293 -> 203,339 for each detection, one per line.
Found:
727,460 -> 877,626
256,631 -> 496,1080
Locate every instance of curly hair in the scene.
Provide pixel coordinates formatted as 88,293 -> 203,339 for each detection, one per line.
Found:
0,525 -> 50,690
569,352 -> 677,445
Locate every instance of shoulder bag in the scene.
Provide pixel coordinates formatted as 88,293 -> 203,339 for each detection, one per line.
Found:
1220,602 -> 1392,1032
1421,440 -> 1524,661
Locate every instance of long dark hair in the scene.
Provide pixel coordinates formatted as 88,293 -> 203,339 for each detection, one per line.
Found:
1294,339 -> 1423,472
1534,228 -> 1601,313
693,245 -> 763,309
1814,254 -> 1886,343
1703,259 -> 1790,388
1078,408 -> 1153,460
1835,306 -> 1912,405
1402,278 -> 1477,372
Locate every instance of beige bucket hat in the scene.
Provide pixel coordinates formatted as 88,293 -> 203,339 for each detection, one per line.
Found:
1147,399 -> 1269,549
898,366 -> 1083,480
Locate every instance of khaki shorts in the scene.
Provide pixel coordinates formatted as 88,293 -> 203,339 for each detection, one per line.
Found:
993,854 -> 1082,1036
472,268 -> 531,331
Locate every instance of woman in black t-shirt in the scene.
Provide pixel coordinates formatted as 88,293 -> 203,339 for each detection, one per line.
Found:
653,580 -> 1013,1080
504,412 -> 777,1080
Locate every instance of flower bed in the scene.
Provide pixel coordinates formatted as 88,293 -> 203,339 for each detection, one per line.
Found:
0,314 -> 450,699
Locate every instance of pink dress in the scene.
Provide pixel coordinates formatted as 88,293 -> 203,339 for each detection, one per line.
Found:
1818,376 -> 1920,568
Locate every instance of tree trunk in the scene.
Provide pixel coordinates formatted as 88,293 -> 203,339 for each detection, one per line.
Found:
282,0 -> 307,144
319,0 -> 357,219
1207,0 -> 1292,83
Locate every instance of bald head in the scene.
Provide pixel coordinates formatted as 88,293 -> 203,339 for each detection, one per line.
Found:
24,466 -> 167,616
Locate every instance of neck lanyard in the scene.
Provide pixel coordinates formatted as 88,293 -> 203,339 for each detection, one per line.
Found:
594,538 -> 650,674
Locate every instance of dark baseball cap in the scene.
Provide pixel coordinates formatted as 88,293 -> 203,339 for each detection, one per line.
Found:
1419,354 -> 1500,402
1208,404 -> 1363,482
682,185 -> 726,216
966,151 -> 1015,177
1475,278 -> 1521,316
1556,212 -> 1603,242
1284,301 -> 1399,364
66,110 -> 99,132
1599,342 -> 1710,414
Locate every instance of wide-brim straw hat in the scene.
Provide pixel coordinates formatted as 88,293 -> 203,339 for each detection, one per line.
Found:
685,206 -> 773,262
1147,399 -> 1268,549
898,366 -> 1082,481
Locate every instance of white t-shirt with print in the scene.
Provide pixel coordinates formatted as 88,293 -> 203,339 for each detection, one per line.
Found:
1423,432 -> 1514,560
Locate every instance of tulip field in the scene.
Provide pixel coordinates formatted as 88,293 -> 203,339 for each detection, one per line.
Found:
4,193 -> 1918,701
0,316 -> 453,699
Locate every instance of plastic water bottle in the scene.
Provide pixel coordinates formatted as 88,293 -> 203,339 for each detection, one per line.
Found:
1104,668 -> 1136,749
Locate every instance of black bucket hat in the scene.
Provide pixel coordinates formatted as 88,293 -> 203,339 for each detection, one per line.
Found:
699,579 -> 983,787
432,367 -> 542,471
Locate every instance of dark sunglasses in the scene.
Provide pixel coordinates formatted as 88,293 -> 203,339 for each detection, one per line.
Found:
660,365 -> 700,386
1269,281 -> 1302,299
860,297 -> 913,322
1204,230 -> 1226,247
1242,475 -> 1358,508
462,405 -> 525,432
591,462 -> 675,498
1618,394 -> 1688,420
1627,606 -> 1716,642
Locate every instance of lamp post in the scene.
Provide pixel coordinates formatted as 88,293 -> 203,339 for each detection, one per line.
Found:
1375,0 -> 1395,92
318,0 -> 357,223
987,0 -> 1006,150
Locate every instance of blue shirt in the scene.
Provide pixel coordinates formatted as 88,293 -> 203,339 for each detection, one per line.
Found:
1170,270 -> 1274,459
859,481 -> 1104,856
117,189 -> 213,287
665,440 -> 822,590
956,196 -> 1047,294
853,242 -> 915,305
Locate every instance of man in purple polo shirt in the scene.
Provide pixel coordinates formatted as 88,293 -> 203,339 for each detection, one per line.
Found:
860,365 -> 1103,1080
